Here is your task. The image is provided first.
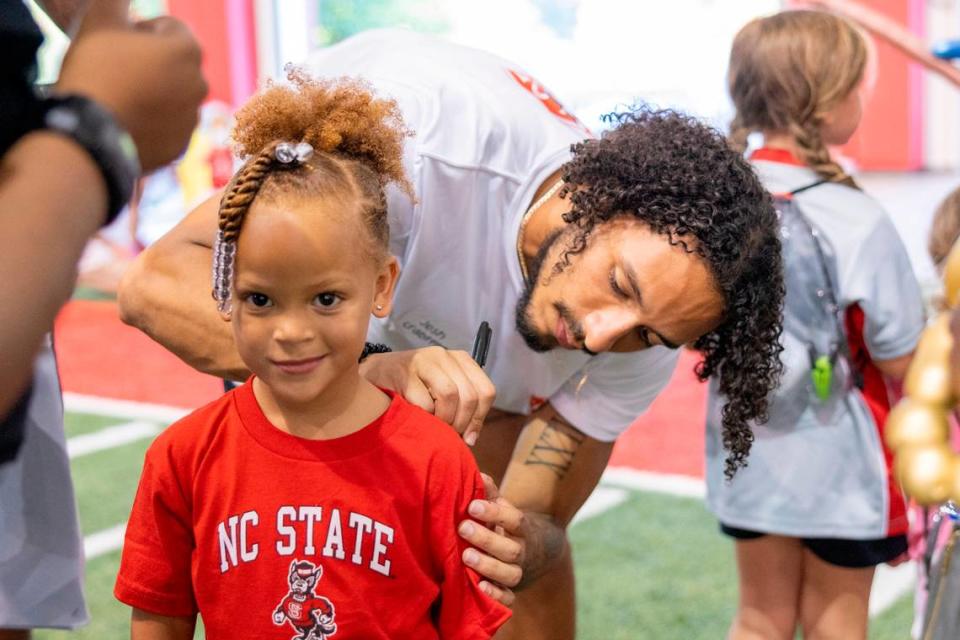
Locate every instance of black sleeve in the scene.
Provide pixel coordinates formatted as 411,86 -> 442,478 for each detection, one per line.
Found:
0,0 -> 45,151
0,384 -> 31,465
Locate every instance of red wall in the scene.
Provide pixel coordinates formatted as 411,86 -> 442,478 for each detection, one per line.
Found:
166,0 -> 258,107
838,0 -> 924,170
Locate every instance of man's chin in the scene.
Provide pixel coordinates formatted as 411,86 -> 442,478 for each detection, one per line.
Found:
515,293 -> 556,352
520,332 -> 555,353
515,320 -> 558,353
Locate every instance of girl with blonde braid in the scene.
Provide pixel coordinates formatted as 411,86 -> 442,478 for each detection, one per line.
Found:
114,73 -> 510,640
705,10 -> 926,639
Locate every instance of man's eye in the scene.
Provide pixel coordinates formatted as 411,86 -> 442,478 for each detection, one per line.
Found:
609,270 -> 628,299
314,293 -> 340,308
249,293 -> 271,308
637,327 -> 653,346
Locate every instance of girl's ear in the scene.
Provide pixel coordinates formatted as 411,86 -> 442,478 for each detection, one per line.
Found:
372,255 -> 400,318
218,304 -> 232,322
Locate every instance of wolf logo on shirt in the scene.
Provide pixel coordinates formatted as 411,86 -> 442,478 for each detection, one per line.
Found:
272,560 -> 337,639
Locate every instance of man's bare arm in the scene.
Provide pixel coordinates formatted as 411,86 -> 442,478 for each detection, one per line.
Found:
0,0 -> 207,417
500,404 -> 613,586
0,133 -> 108,415
118,190 -> 250,379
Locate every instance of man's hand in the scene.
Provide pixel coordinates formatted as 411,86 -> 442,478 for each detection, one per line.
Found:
457,474 -> 525,606
55,0 -> 207,172
359,347 -> 495,445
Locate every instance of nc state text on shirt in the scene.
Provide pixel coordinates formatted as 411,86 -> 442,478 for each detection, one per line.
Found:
218,506 -> 395,577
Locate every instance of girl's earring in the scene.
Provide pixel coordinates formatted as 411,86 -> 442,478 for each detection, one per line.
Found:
376,304 -> 384,311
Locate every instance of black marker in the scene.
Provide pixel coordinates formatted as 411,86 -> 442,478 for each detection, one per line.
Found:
471,321 -> 492,368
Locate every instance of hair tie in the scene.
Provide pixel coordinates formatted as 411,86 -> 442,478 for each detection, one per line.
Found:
275,141 -> 314,165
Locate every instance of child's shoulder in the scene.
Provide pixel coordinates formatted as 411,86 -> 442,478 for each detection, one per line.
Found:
800,181 -> 898,248
755,160 -> 893,236
387,393 -> 477,461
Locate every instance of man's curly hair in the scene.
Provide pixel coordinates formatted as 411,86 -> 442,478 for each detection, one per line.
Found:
560,106 -> 784,479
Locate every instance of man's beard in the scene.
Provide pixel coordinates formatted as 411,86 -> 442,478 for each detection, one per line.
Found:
515,230 -> 564,352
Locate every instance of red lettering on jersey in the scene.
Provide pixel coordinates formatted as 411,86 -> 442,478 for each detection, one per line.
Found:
529,395 -> 548,412
507,69 -> 591,136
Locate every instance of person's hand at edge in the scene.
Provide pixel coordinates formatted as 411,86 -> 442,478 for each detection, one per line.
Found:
457,474 -> 525,606
55,0 -> 207,172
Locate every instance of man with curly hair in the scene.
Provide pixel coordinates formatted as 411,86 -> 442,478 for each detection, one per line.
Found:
118,30 -> 783,639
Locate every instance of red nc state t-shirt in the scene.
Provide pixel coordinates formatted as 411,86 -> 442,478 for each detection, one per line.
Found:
114,382 -> 510,639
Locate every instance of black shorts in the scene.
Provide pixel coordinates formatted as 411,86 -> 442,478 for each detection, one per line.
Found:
720,523 -> 907,568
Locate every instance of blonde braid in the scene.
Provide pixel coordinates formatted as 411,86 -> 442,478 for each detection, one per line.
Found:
728,116 -> 752,154
789,121 -> 858,189
211,141 -> 281,312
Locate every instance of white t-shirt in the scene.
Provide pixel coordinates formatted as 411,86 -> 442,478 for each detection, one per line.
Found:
705,157 -> 925,539
305,30 -> 678,440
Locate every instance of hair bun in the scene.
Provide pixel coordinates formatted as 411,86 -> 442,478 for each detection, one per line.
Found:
231,69 -> 412,195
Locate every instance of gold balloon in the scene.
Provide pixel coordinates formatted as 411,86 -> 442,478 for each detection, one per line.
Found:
887,242 -> 960,507
904,361 -> 956,407
895,444 -> 955,504
885,399 -> 950,450
945,237 -> 960,308
913,314 -> 953,365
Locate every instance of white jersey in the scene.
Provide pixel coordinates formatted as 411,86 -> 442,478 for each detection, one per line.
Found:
305,30 -> 678,440
705,154 -> 925,539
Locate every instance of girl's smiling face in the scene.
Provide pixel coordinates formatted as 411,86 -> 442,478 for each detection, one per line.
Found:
227,197 -> 397,409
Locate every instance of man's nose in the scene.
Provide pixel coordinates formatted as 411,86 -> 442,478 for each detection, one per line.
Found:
582,307 -> 637,353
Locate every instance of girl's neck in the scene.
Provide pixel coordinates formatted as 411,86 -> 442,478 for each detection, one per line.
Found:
252,374 -> 390,441
759,130 -> 802,160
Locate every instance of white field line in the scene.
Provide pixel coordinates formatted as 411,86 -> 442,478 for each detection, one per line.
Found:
84,523 -> 126,560
571,487 -> 629,526
67,420 -> 162,459
63,392 -> 190,424
70,416 -> 912,619
82,490 -> 631,562
595,466 -> 909,617
601,466 -> 706,498
869,561 -> 917,617
64,396 -> 173,560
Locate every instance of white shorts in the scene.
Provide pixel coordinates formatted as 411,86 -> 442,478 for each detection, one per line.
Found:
0,341 -> 88,629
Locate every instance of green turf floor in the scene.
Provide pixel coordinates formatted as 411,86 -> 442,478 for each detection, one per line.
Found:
33,412 -> 918,639
570,491 -> 915,639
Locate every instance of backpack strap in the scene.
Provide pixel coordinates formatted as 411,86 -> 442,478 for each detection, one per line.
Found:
789,178 -> 831,196
777,178 -> 865,391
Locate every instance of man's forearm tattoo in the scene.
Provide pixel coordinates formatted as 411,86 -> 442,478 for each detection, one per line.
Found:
523,417 -> 585,479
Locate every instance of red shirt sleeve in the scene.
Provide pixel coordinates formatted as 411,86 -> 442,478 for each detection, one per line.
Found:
434,452 -> 512,639
114,431 -> 197,616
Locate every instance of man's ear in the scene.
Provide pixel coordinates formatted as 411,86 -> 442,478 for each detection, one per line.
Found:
372,255 -> 400,318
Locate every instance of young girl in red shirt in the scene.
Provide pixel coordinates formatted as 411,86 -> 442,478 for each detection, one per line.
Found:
114,71 -> 510,640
